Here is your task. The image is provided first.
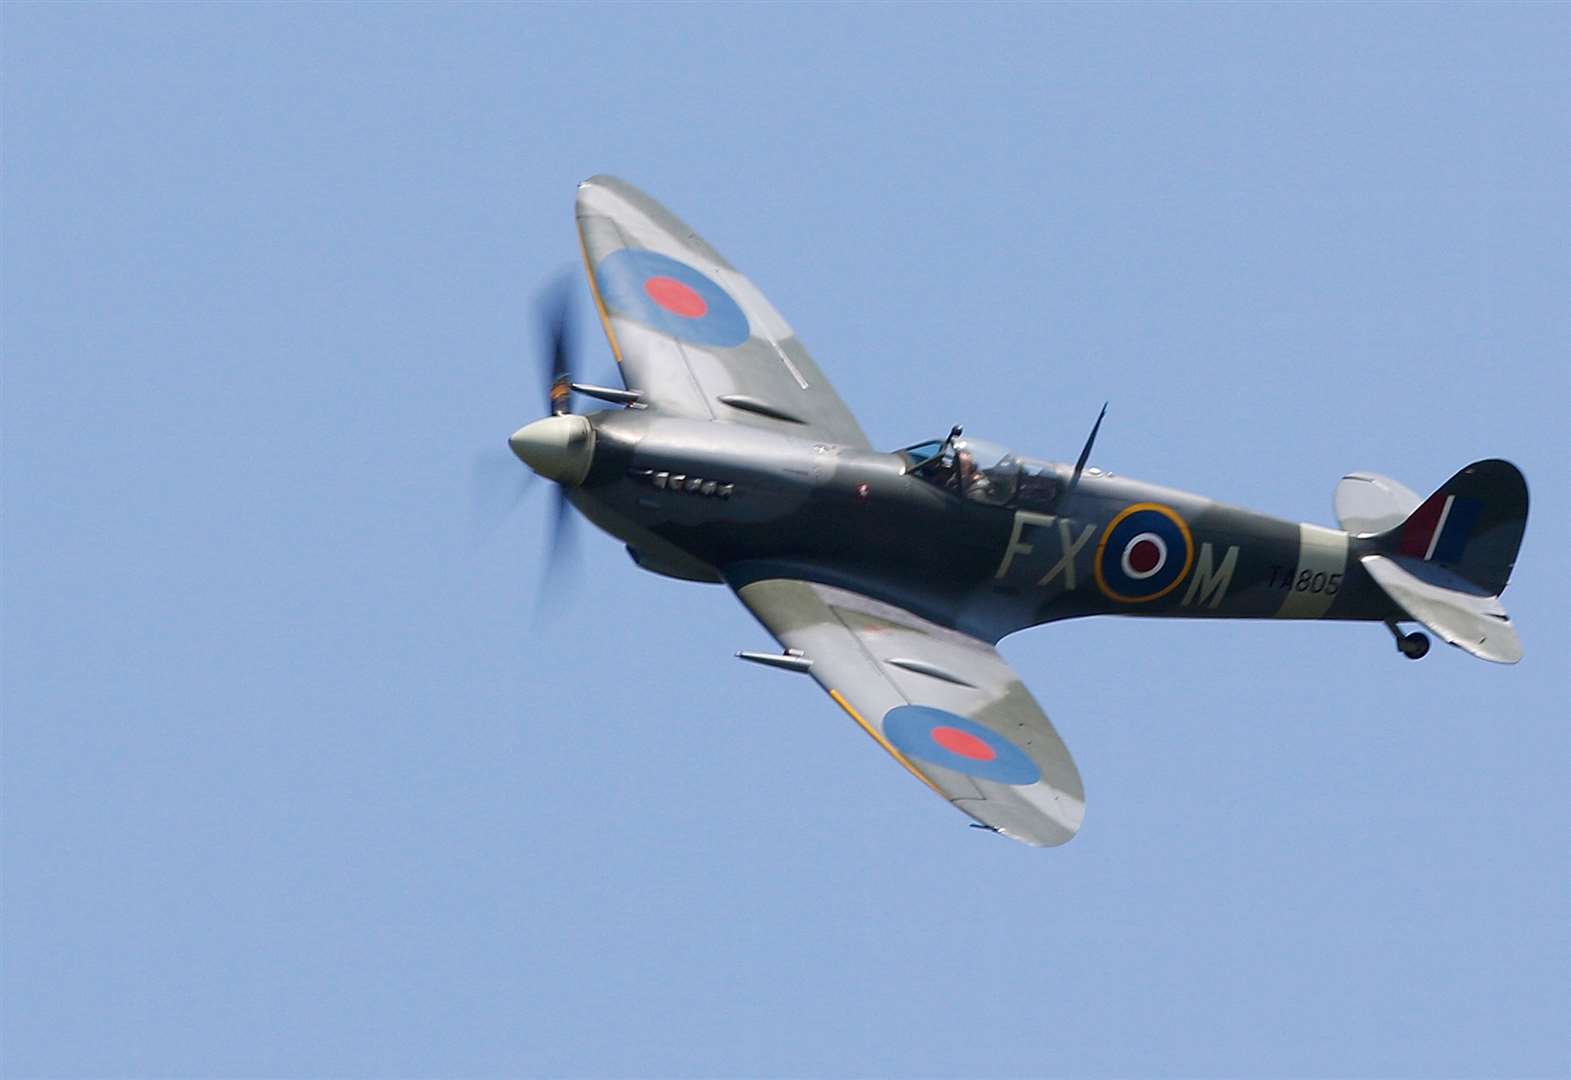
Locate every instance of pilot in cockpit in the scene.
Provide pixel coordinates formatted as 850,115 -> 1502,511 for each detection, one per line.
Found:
902,434 -> 1019,506
954,445 -> 991,501
899,434 -> 1063,510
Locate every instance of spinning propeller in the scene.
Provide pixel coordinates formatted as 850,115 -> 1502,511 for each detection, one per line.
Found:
540,275 -> 576,418
474,274 -> 600,607
512,278 -> 595,595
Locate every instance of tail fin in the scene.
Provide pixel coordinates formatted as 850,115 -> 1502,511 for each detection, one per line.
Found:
1359,459 -> 1528,664
1375,459 -> 1527,595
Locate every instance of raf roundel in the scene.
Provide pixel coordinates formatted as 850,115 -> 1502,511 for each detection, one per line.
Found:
1094,502 -> 1195,603
594,248 -> 751,348
882,705 -> 1041,786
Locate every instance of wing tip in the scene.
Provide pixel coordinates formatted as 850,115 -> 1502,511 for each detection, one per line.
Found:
955,797 -> 1085,848
575,174 -> 631,218
577,173 -> 646,206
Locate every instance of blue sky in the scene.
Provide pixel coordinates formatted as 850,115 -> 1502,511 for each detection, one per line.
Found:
4,4 -> 1566,1077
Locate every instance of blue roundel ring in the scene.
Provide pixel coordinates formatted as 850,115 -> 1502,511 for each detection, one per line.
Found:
882,705 -> 1041,786
1093,502 -> 1194,603
594,248 -> 751,349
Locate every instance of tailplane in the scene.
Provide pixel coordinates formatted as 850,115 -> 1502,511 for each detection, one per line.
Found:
1334,471 -> 1421,535
1345,460 -> 1528,664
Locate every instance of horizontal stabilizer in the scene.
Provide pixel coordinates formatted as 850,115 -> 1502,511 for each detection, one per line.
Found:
1363,554 -> 1522,663
1335,471 -> 1421,535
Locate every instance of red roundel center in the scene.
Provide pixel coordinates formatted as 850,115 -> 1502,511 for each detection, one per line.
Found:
1127,538 -> 1162,574
930,726 -> 996,761
644,276 -> 708,318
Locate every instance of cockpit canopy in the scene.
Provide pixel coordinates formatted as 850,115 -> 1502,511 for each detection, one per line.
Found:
898,435 -> 1062,508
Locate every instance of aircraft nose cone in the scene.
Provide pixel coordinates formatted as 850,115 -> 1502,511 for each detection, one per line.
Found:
508,415 -> 595,486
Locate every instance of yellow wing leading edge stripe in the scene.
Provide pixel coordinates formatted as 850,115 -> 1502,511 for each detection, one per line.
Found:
828,689 -> 946,798
577,229 -> 624,366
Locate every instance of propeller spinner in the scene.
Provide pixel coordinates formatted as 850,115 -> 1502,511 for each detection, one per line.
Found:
508,414 -> 593,485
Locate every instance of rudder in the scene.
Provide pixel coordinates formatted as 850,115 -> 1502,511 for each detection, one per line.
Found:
1376,459 -> 1527,596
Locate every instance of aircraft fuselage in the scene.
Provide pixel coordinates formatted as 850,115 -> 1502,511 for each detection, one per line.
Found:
569,410 -> 1401,643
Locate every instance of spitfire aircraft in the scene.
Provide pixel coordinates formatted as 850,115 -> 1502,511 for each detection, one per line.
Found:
506,176 -> 1530,847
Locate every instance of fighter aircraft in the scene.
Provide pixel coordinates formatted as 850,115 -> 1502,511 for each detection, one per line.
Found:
505,175 -> 1529,847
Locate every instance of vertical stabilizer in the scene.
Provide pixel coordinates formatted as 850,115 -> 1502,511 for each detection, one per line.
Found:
1358,459 -> 1528,663
1374,459 -> 1527,596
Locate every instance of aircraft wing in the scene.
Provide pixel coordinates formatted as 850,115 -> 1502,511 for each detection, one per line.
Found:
575,176 -> 870,449
731,576 -> 1085,846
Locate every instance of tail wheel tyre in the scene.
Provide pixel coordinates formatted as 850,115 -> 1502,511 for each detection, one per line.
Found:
1399,631 -> 1431,660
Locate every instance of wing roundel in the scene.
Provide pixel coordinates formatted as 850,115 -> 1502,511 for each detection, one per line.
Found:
730,576 -> 1085,847
574,176 -> 869,448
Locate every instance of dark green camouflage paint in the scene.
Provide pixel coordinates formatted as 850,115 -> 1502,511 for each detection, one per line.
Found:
573,410 -> 1402,644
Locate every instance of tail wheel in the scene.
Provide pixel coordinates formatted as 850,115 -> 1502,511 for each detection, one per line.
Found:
1397,631 -> 1431,660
